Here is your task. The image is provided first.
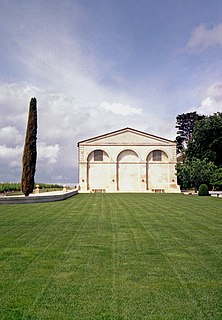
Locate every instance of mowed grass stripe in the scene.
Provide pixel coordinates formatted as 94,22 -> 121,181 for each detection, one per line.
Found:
109,194 -> 166,318
29,194 -> 114,319
115,194 -> 221,318
0,194 -> 221,319
0,195 -> 94,319
110,194 -> 198,318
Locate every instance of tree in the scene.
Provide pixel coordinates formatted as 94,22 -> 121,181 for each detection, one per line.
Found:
211,168 -> 222,190
21,98 -> 37,196
175,112 -> 204,155
186,112 -> 222,167
176,162 -> 191,189
176,158 -> 217,192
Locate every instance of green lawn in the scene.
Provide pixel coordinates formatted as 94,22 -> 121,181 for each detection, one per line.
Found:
0,194 -> 221,319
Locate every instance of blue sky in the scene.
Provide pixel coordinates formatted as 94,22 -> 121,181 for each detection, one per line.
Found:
0,0 -> 222,183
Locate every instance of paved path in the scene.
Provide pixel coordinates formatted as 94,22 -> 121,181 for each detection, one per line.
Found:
0,189 -> 78,204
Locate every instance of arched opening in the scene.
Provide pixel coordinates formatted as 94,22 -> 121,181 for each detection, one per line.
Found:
117,150 -> 140,191
87,149 -> 110,191
146,150 -> 169,191
147,150 -> 168,162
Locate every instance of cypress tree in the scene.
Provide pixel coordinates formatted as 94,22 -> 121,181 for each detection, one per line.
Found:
21,97 -> 37,196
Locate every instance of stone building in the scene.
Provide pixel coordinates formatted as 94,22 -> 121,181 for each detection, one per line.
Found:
78,127 -> 180,193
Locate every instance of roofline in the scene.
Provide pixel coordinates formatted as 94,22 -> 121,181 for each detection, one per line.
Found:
77,127 -> 175,146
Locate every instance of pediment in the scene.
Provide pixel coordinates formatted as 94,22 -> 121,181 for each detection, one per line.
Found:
78,128 -> 175,146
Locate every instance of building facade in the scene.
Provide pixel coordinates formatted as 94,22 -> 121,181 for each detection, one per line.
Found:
78,127 -> 180,193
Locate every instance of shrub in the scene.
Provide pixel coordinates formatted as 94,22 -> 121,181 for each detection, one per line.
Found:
198,184 -> 209,196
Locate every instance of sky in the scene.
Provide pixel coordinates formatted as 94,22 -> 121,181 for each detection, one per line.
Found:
0,0 -> 222,183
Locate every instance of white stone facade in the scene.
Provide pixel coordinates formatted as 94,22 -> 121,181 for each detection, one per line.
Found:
78,127 -> 180,193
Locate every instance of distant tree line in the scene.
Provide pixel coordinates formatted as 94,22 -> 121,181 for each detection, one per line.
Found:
0,183 -> 21,194
176,112 -> 222,191
0,183 -> 63,194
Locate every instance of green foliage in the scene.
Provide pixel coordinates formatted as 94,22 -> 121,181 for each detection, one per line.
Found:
176,162 -> 191,189
175,111 -> 204,155
187,112 -> 222,167
210,168 -> 222,190
198,184 -> 209,196
21,98 -> 37,196
176,158 -> 217,191
0,194 -> 221,319
0,182 -> 63,194
176,112 -> 222,190
36,183 -> 63,189
0,183 -> 21,193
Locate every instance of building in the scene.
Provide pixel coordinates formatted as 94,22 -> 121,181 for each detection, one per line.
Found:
78,127 -> 180,193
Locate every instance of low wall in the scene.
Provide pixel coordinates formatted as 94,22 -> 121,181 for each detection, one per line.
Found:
0,190 -> 78,205
210,191 -> 222,198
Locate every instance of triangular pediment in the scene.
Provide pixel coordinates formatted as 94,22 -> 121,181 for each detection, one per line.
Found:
78,127 -> 175,146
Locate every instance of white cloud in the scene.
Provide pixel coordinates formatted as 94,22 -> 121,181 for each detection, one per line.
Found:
188,83 -> 222,115
0,145 -> 23,168
0,140 -> 60,169
38,142 -> 60,165
205,83 -> 222,101
0,3 -> 180,182
0,80 -> 172,181
186,24 -> 222,52
100,101 -> 142,116
0,82 -> 42,132
0,126 -> 23,146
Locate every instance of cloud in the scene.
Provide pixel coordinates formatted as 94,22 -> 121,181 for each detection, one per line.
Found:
0,82 -> 41,132
0,80 -> 176,182
100,101 -> 142,116
0,140 -> 60,169
0,145 -> 23,168
186,24 -> 222,52
0,2 -> 185,182
38,142 -> 60,165
189,83 -> 222,115
0,126 -> 23,146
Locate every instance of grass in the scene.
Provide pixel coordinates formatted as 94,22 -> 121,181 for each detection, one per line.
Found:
0,194 -> 221,319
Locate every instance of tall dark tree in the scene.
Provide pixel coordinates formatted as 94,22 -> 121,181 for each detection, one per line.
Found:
21,98 -> 37,196
175,111 -> 204,155
187,112 -> 222,167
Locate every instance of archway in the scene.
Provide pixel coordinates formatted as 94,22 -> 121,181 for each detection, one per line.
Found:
146,150 -> 169,191
117,150 -> 140,191
87,149 -> 110,190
